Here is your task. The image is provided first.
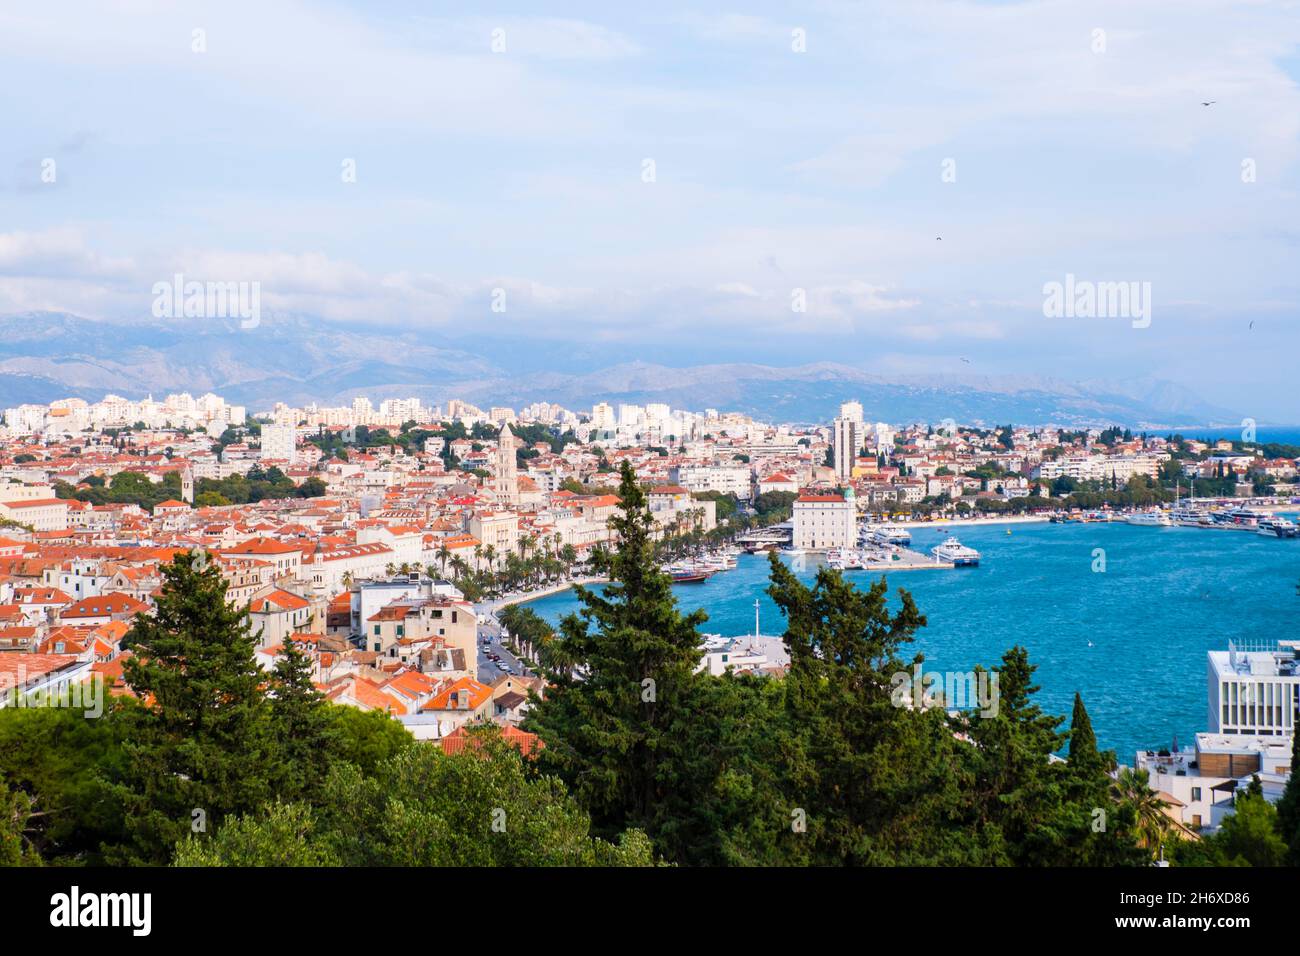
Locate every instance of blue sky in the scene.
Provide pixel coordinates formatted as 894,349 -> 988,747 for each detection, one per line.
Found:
1,1 -> 1298,417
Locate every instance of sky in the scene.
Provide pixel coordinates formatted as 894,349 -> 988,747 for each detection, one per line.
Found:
1,0 -> 1298,417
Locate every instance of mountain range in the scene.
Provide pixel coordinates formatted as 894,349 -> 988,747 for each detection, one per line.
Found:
0,311 -> 1245,429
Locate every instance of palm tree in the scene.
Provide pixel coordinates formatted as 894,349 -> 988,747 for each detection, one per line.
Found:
1113,767 -> 1176,858
437,543 -> 451,577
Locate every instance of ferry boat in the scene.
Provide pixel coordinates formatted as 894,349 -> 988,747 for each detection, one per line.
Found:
931,536 -> 981,567
867,524 -> 912,547
1124,510 -> 1173,527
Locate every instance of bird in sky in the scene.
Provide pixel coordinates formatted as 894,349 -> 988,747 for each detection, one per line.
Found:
1249,320 -> 1255,330
1201,100 -> 1216,106
960,357 -> 971,364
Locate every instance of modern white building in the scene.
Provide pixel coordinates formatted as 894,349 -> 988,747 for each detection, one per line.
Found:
260,423 -> 296,464
1207,639 -> 1300,737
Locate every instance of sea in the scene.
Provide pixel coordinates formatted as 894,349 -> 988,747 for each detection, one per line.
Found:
521,521 -> 1300,762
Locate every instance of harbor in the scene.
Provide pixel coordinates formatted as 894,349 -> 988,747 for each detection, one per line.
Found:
526,518 -> 1300,762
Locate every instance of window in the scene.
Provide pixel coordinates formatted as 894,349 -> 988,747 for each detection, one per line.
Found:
373,625 -> 381,635
1191,787 -> 1201,802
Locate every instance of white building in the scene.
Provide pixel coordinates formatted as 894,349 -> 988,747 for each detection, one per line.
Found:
260,423 -> 296,464
793,490 -> 855,550
670,463 -> 752,500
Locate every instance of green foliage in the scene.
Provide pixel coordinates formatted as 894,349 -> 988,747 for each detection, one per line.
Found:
177,731 -> 654,867
194,466 -> 324,505
173,801 -> 340,867
1176,787 -> 1289,867
1,774 -> 40,866
326,705 -> 413,776
0,701 -> 134,863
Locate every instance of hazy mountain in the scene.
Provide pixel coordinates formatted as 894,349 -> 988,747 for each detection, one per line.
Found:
0,312 -> 1243,428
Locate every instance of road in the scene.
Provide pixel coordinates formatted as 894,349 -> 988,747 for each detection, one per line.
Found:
473,608 -> 535,684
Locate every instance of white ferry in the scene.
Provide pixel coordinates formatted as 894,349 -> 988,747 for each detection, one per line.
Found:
1124,510 -> 1173,527
931,536 -> 980,567
867,524 -> 912,547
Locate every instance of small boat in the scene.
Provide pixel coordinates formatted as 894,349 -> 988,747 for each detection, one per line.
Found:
669,568 -> 711,583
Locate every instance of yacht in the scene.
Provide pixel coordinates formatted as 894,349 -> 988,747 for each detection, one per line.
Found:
1257,516 -> 1298,538
931,536 -> 981,567
1124,510 -> 1173,527
1215,508 -> 1263,529
1170,505 -> 1214,527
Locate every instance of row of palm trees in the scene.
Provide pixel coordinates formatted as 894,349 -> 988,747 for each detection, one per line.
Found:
374,533 -> 584,603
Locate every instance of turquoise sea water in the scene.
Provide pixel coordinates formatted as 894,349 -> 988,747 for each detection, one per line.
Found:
522,522 -> 1300,762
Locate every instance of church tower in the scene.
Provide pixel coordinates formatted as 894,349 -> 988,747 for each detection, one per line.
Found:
495,423 -> 519,506
181,466 -> 194,504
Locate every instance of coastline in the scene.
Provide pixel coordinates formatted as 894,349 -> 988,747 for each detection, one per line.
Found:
883,514 -> 1051,529
478,577 -> 607,614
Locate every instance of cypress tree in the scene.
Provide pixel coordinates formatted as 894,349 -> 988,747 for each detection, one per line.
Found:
1067,691 -> 1100,768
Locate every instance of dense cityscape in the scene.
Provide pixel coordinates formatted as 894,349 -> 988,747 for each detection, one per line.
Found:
0,388 -> 1296,875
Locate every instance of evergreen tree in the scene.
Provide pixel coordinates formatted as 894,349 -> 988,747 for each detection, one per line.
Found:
106,551 -> 277,864
267,635 -> 338,803
526,461 -> 707,847
956,648 -> 1144,865
765,555 -> 989,865
1067,692 -> 1101,771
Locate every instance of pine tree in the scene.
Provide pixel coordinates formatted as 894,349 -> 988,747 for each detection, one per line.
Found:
268,634 -> 337,802
526,461 -> 707,844
106,551 -> 276,864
